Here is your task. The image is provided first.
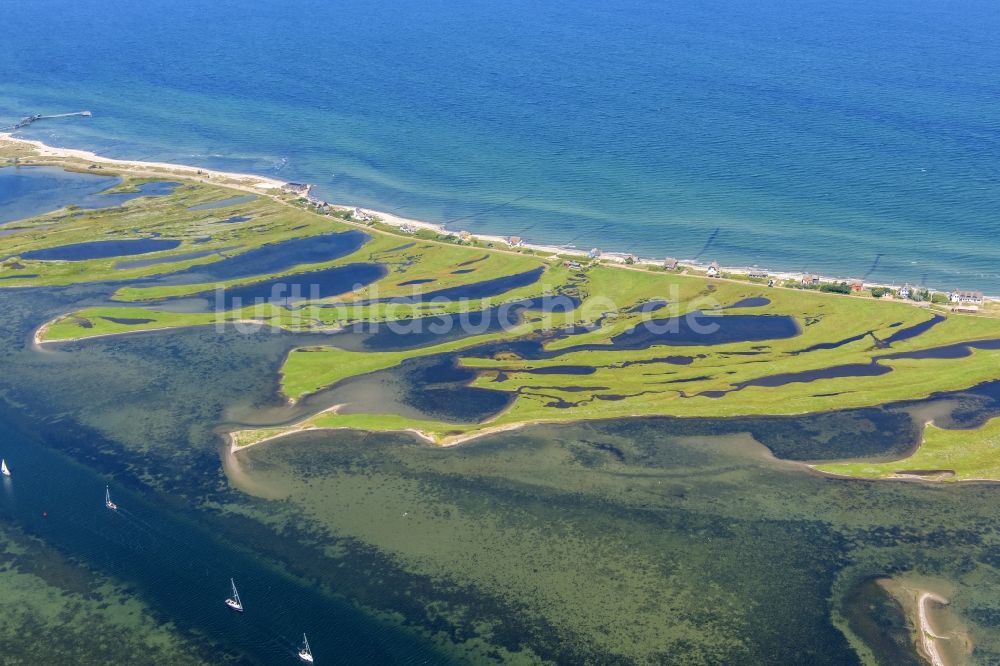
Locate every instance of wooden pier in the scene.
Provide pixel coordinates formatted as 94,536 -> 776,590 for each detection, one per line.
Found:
1,110 -> 92,132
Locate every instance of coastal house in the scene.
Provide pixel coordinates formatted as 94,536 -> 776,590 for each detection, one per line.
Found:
507,236 -> 524,248
849,280 -> 864,293
588,248 -> 601,260
399,223 -> 416,235
898,284 -> 913,299
747,268 -> 768,280
950,290 -> 984,305
351,207 -> 374,222
283,182 -> 311,196
663,257 -> 679,271
800,273 -> 819,286
458,230 -> 472,242
563,260 -> 582,269
707,261 -> 720,278
952,304 -> 980,314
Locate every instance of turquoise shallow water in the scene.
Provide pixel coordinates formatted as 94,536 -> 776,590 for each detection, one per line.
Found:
1,0 -> 999,291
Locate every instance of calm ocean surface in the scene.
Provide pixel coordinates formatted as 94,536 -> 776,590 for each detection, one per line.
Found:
2,0 -> 999,291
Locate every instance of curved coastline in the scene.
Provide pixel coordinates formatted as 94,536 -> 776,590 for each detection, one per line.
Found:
3,132 -> 995,300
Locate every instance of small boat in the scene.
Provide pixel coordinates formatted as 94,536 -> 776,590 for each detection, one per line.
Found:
224,578 -> 243,612
298,633 -> 314,663
1,459 -> 10,477
104,486 -> 118,511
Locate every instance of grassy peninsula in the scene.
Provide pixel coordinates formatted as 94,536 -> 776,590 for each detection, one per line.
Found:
815,417 -> 1000,482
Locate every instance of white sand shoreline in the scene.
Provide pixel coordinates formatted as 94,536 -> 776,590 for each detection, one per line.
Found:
917,590 -> 950,666
2,132 -> 995,301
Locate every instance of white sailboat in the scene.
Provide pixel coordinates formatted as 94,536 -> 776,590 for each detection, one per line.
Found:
298,633 -> 314,663
104,486 -> 118,510
1,459 -> 10,477
224,578 -> 244,612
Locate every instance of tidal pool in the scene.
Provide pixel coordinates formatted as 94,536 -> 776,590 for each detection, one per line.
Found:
374,266 -> 545,303
114,247 -> 238,270
21,238 -> 183,261
154,231 -> 369,285
457,312 -> 800,362
188,262 -> 388,311
725,296 -> 771,309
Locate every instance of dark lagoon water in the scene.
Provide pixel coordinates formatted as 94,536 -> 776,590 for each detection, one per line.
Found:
155,231 -> 370,286
0,166 -> 177,227
0,166 -> 119,224
115,247 -> 239,270
373,267 -> 546,304
0,284 -> 454,665
21,238 -> 182,261
202,263 -> 388,311
5,278 -> 1000,661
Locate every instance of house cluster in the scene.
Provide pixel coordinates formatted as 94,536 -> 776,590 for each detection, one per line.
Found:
398,223 -> 417,235
282,182 -> 311,196
950,290 -> 984,305
350,207 -> 374,222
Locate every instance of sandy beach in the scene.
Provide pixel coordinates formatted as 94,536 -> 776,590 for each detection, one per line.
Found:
1,132 -> 286,193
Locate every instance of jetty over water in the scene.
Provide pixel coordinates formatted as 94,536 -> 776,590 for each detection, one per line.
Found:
1,110 -> 92,132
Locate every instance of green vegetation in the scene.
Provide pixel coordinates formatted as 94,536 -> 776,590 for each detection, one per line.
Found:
5,142 -> 1000,450
814,417 -> 1000,482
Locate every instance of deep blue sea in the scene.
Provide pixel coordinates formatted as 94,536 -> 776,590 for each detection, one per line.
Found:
2,0 -> 999,291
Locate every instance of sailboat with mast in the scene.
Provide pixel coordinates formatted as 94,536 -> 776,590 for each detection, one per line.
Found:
1,458 -> 10,477
224,578 -> 244,612
104,486 -> 118,510
298,633 -> 314,663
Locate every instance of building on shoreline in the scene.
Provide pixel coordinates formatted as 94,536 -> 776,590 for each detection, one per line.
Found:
707,261 -> 720,277
951,290 -> 984,305
283,182 -> 311,196
747,267 -> 768,280
351,207 -> 374,222
663,257 -> 679,271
